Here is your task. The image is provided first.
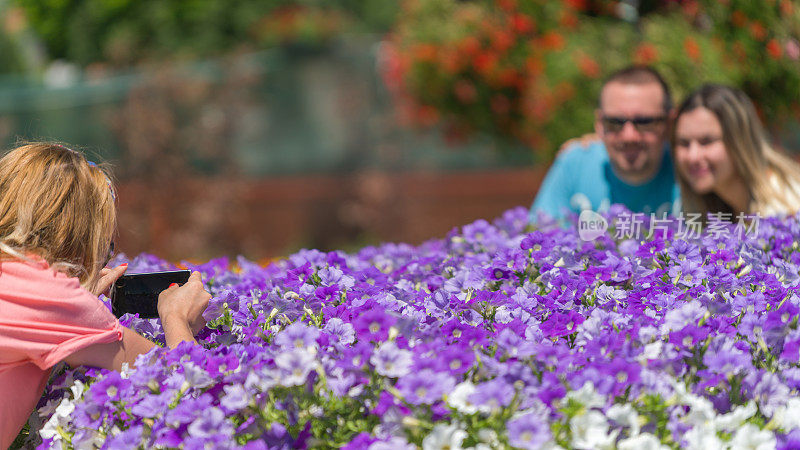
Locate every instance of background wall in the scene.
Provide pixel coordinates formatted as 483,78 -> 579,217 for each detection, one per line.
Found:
115,168 -> 545,261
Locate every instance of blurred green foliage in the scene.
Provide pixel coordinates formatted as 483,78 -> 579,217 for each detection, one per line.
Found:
12,0 -> 399,67
386,0 -> 800,160
0,5 -> 27,74
0,32 -> 25,74
7,0 -> 800,159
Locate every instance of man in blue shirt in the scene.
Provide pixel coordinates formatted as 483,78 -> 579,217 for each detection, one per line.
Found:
530,66 -> 679,220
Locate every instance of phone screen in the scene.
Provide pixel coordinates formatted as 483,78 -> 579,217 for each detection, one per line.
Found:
110,270 -> 191,318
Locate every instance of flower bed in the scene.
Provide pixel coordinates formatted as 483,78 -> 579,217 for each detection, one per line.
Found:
19,206 -> 800,449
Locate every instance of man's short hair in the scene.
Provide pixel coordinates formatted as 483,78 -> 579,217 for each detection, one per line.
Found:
599,65 -> 672,112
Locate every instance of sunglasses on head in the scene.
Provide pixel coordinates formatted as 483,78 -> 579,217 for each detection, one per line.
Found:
57,145 -> 117,201
601,115 -> 667,134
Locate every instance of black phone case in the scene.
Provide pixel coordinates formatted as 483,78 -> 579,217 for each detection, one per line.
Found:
110,270 -> 191,318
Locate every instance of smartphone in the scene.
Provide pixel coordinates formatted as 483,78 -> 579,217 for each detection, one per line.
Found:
110,270 -> 191,318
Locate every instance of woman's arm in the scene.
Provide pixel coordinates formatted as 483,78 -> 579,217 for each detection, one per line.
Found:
62,326 -> 155,371
63,271 -> 210,371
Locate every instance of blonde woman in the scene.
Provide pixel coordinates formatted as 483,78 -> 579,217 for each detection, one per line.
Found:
673,84 -> 800,217
0,143 -> 210,446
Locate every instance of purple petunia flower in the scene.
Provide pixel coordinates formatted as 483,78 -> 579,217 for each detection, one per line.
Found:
323,318 -> 356,345
396,369 -> 455,405
370,341 -> 413,378
353,310 -> 398,342
220,384 -> 250,413
469,378 -> 516,412
275,349 -> 316,386
507,412 -> 552,449
130,391 -> 172,418
275,321 -> 320,351
104,425 -> 144,448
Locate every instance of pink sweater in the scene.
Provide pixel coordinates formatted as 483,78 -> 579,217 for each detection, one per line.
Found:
0,258 -> 123,448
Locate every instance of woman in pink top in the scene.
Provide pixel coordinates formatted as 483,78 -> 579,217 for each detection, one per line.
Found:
0,143 -> 211,448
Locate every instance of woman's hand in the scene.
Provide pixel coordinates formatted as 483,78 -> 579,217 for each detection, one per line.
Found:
92,263 -> 128,297
157,271 -> 211,347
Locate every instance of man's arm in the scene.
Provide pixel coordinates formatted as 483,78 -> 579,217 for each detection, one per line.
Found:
530,149 -> 577,221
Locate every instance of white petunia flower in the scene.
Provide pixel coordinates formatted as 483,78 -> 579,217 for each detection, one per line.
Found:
617,433 -> 669,450
565,381 -> 605,409
39,398 -> 75,441
120,362 -> 131,378
684,425 -> 723,450
369,437 -> 415,450
607,403 -> 640,436
714,401 -> 757,431
729,423 -> 776,450
476,428 -> 499,446
69,379 -> 86,401
639,341 -> 663,361
683,394 -> 717,428
447,381 -> 481,415
422,423 -> 467,450
570,410 -> 618,450
71,427 -> 105,449
771,397 -> 800,430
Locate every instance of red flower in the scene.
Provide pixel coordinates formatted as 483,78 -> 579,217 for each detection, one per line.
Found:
732,41 -> 747,62
413,44 -> 438,63
473,51 -> 499,76
540,31 -> 565,50
634,43 -> 659,65
767,39 -> 783,59
510,14 -> 535,35
459,36 -> 482,58
749,22 -> 766,41
563,0 -> 588,11
491,94 -> 511,115
559,11 -> 579,29
781,0 -> 794,16
454,80 -> 478,104
525,55 -> 545,77
524,88 -> 553,122
492,29 -> 515,53
498,0 -> 517,12
416,105 -> 440,127
440,49 -> 463,75
576,53 -> 600,78
497,68 -> 523,89
684,37 -> 701,62
730,10 -> 747,27
555,82 -> 575,102
379,43 -> 407,92
682,0 -> 700,18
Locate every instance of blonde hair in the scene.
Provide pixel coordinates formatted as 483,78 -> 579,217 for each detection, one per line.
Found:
673,84 -> 800,216
0,143 -> 116,289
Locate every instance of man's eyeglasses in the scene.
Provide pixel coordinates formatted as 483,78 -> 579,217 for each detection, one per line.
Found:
601,115 -> 666,134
